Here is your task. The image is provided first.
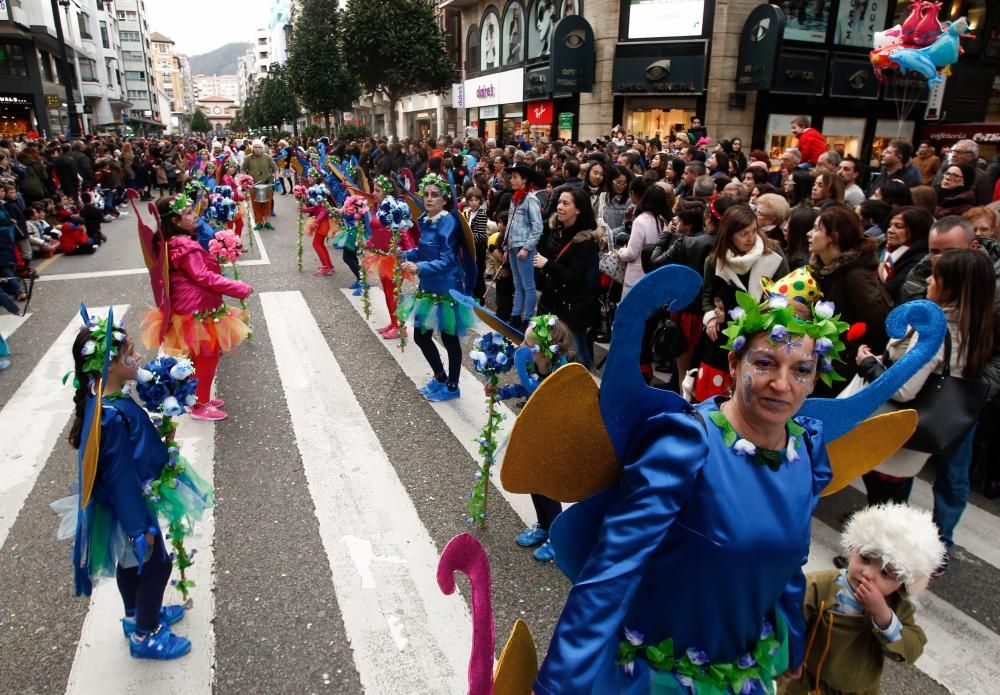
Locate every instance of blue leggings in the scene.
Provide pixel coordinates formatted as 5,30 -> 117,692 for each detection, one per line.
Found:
115,532 -> 173,633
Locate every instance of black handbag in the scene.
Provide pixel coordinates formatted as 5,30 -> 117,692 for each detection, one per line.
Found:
893,331 -> 989,456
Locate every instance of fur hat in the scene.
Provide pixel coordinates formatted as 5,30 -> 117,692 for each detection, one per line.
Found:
840,503 -> 946,596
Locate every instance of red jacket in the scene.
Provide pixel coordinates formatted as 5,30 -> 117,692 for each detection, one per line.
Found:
59,223 -> 90,254
796,128 -> 827,166
167,235 -> 251,315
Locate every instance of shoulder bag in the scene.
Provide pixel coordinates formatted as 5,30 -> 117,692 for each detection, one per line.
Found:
892,330 -> 989,456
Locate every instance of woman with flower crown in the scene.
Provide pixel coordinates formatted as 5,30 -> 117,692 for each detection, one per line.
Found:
532,280 -> 853,695
138,196 -> 253,421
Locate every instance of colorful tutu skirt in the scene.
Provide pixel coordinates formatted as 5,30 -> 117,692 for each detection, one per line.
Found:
363,251 -> 396,286
51,462 -> 214,580
141,306 -> 251,357
397,290 -> 475,337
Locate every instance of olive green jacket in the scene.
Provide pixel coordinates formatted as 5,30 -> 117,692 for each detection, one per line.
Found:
240,152 -> 277,185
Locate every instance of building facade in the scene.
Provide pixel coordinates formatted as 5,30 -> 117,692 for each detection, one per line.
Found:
115,0 -> 165,133
194,74 -> 240,104
196,95 -> 238,133
0,0 -> 131,137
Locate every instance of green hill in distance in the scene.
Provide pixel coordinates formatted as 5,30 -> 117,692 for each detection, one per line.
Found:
189,42 -> 251,76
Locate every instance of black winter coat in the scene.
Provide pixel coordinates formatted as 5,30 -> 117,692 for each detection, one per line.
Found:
536,216 -> 602,331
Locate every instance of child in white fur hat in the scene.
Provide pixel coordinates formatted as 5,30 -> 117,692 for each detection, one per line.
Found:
781,503 -> 946,695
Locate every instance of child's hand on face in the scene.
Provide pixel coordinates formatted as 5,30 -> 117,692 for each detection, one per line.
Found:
853,575 -> 894,629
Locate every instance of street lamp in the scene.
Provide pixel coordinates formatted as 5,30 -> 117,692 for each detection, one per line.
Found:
52,0 -> 82,138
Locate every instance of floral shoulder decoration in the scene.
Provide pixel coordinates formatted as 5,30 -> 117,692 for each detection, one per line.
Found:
616,621 -> 782,693
417,173 -> 450,200
467,332 -> 517,525
721,291 -> 849,387
135,356 -> 213,603
708,410 -> 806,472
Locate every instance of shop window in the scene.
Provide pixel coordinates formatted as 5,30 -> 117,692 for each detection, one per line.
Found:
834,0 -> 889,48
822,116 -> 866,160
466,25 -> 480,74
624,106 -> 694,141
501,1 -> 525,66
0,44 -> 28,78
100,22 -> 110,49
443,9 -> 462,77
871,119 -> 915,170
765,113 -> 802,162
773,1 -> 829,43
481,6 -> 501,71
620,0 -> 704,41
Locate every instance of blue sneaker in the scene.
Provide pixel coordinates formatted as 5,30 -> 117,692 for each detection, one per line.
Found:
425,385 -> 460,402
419,378 -> 446,396
121,604 -> 185,638
0,358 -> 9,370
128,623 -> 191,660
349,280 -> 361,290
533,540 -> 556,562
352,286 -> 363,296
516,524 -> 548,548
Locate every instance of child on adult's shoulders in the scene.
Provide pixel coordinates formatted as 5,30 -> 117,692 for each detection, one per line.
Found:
779,503 -> 945,695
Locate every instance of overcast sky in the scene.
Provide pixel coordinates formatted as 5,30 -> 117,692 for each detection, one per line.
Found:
146,0 -> 272,56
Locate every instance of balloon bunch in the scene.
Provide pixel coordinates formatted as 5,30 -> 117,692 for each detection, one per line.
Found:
870,1 -> 973,88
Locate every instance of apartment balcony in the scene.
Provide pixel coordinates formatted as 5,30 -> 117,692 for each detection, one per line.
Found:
79,80 -> 104,99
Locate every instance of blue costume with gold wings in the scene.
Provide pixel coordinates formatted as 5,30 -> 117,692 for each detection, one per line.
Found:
494,265 -> 944,694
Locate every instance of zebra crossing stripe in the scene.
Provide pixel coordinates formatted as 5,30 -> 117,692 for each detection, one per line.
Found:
261,291 -> 471,693
0,306 -> 127,551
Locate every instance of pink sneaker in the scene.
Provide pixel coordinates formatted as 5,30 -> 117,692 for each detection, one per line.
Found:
376,323 -> 393,335
208,398 -> 224,408
313,266 -> 334,277
381,327 -> 400,340
189,404 -> 227,421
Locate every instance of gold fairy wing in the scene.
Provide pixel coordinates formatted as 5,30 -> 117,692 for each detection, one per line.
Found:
493,619 -> 537,695
821,410 -> 917,496
501,363 -> 619,503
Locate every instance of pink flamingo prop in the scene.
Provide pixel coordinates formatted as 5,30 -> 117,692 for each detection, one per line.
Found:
437,533 -> 538,695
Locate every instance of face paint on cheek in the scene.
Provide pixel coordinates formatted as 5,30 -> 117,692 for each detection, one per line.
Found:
741,373 -> 754,407
123,355 -> 139,369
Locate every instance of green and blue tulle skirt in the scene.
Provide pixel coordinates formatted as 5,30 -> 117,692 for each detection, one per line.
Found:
397,290 -> 476,337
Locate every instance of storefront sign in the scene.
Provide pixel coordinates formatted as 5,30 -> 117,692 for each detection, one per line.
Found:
527,100 -> 553,125
480,105 -> 499,119
736,4 -> 785,91
924,76 -> 947,121
923,123 -> 1000,146
524,66 -> 551,100
550,15 -> 595,93
0,1 -> 8,22
452,83 -> 465,109
558,112 -> 573,140
463,68 -> 524,109
46,95 -> 61,108
829,56 -> 878,99
612,42 -> 706,95
626,0 -> 705,40
0,95 -> 32,107
772,50 -> 827,95
834,0 -> 887,49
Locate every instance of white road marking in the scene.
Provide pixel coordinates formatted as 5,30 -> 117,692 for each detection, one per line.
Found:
341,287 -> 537,528
38,229 -> 270,282
848,477 -> 1000,571
0,312 -> 30,339
0,305 -> 127,551
65,416 -> 217,694
261,291 -> 470,694
807,519 -> 1000,694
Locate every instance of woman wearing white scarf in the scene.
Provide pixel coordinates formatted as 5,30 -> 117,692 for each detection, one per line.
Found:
694,204 -> 788,400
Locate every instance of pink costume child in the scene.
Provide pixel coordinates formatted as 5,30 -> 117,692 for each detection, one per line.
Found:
138,196 -> 252,422
303,202 -> 336,276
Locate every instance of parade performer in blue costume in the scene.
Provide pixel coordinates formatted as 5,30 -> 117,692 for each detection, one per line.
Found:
60,307 -> 200,660
399,173 -> 477,402
495,264 -> 946,695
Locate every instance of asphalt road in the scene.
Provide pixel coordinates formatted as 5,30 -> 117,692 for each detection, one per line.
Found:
0,192 -> 996,694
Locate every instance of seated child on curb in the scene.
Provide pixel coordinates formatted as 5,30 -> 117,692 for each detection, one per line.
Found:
27,202 -> 61,257
489,315 -> 574,563
780,502 -> 946,695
